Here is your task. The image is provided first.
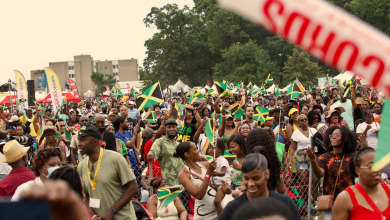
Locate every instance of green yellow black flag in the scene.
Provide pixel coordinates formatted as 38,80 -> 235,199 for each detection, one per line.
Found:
265,74 -> 273,83
157,185 -> 184,211
214,81 -> 229,97
136,82 -> 163,111
286,82 -> 302,100
228,102 -> 244,119
253,106 -> 269,123
372,102 -> 390,174
143,110 -> 158,123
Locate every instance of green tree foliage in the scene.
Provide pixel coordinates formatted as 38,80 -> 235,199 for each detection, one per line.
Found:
142,0 -> 389,90
283,48 -> 324,88
90,72 -> 116,94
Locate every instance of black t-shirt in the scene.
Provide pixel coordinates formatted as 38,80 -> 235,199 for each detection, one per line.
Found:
176,122 -> 197,143
323,96 -> 329,106
353,107 -> 364,131
127,118 -> 137,134
218,191 -> 301,220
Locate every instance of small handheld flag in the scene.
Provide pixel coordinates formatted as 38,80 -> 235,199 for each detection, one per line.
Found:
265,74 -> 273,83
253,106 -> 269,123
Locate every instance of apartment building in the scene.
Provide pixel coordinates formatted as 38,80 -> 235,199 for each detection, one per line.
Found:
30,55 -> 139,96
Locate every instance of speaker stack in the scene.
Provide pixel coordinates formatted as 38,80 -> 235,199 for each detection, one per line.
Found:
27,80 -> 35,107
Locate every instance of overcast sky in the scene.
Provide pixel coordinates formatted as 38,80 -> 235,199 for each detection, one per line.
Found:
0,0 -> 194,85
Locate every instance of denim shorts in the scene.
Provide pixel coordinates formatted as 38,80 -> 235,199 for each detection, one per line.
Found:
295,159 -> 310,170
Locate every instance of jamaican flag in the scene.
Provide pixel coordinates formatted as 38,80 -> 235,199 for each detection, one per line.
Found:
203,118 -> 215,155
18,99 -> 26,104
343,77 -> 354,98
172,103 -> 183,121
239,95 -> 245,107
253,106 -> 269,123
235,81 -> 244,89
286,82 -> 302,100
188,88 -> 195,100
190,97 -> 204,105
143,110 -> 158,123
136,82 -> 163,111
372,103 -> 390,174
215,81 -> 229,98
61,95 -> 67,106
157,185 -> 184,211
194,92 -> 206,100
247,82 -> 253,90
309,86 -> 312,92
251,88 -> 260,97
265,74 -> 273,83
332,79 -> 340,87
179,87 -> 184,96
0,104 -> 6,110
228,102 -> 245,119
274,86 -> 281,98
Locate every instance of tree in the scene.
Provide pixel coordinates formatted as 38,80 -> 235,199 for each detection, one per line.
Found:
143,4 -> 204,87
283,48 -> 324,88
100,75 -> 116,94
345,0 -> 390,35
90,71 -> 104,95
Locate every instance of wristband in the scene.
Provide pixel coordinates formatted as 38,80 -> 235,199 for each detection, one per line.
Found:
222,115 -> 226,118
205,174 -> 211,179
92,215 -> 98,220
111,207 -> 117,214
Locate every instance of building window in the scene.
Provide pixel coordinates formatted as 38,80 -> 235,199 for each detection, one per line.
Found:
105,74 -> 108,78
104,66 -> 108,70
112,65 -> 115,69
100,66 -> 103,70
116,65 -> 118,68
68,66 -> 74,70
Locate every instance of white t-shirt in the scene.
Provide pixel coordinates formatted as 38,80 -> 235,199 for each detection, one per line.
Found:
356,122 -> 380,149
209,156 -> 230,186
0,152 -> 11,175
12,177 -> 43,201
291,128 -> 317,153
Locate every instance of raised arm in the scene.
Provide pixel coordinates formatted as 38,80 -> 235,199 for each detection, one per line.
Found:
194,118 -> 206,144
218,105 -> 226,137
351,79 -> 358,110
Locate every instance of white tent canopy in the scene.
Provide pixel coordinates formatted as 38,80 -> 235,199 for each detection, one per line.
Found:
266,84 -> 276,92
333,71 -> 370,85
281,83 -> 291,92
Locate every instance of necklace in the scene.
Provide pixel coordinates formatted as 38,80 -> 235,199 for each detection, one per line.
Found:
372,186 -> 381,204
299,128 -> 309,133
119,131 -> 130,141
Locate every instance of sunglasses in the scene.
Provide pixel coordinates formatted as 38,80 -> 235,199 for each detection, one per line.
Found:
316,99 -> 321,102
329,134 -> 341,139
299,118 -> 308,122
59,125 -> 65,127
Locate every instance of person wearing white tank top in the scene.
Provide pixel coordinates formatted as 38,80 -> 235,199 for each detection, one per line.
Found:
176,141 -> 230,220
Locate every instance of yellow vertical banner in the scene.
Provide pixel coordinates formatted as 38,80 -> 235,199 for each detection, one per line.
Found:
13,70 -> 28,111
44,67 -> 63,112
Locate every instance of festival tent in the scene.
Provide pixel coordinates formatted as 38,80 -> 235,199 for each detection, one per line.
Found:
37,92 -> 81,104
172,79 -> 186,93
266,84 -> 276,93
84,90 -> 95,98
35,91 -> 46,101
280,83 -> 291,92
0,95 -> 17,105
333,71 -> 370,85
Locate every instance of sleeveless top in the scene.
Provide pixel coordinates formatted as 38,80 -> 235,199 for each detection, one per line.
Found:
185,163 -> 217,220
346,182 -> 390,220
154,194 -> 179,220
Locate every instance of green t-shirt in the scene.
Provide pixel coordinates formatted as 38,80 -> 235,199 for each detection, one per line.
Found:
78,149 -> 136,220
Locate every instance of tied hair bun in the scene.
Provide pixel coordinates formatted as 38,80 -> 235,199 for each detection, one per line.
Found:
173,152 -> 179,158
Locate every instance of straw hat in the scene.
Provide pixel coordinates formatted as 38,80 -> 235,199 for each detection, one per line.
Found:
42,125 -> 57,135
1,140 -> 30,163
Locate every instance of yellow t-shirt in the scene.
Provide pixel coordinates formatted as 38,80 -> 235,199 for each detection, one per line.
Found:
19,116 -> 37,137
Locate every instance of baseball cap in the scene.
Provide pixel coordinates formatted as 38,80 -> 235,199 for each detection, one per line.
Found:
165,119 -> 177,126
78,125 -> 101,140
288,108 -> 299,117
9,116 -> 19,122
101,104 -> 108,108
128,101 -> 135,105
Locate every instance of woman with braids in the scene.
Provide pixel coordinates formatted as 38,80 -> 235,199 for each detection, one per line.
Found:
308,110 -> 321,129
219,153 -> 301,220
306,126 -> 356,219
12,148 -> 62,200
246,128 -> 286,194
332,147 -> 390,219
146,177 -> 188,220
228,135 -> 248,189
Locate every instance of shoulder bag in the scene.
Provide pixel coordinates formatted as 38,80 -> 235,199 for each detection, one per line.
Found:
316,153 -> 345,211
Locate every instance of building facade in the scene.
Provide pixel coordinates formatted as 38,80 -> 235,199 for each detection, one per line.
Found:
30,55 -> 139,96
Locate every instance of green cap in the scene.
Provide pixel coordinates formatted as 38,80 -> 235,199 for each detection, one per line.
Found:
102,104 -> 107,108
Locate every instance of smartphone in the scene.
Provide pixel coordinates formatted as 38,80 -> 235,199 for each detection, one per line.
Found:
0,199 -> 51,220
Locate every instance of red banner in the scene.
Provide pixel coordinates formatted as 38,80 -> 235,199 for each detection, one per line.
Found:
217,0 -> 390,96
68,79 -> 80,98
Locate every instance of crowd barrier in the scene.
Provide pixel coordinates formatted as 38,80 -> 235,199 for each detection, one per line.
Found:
130,150 -> 329,220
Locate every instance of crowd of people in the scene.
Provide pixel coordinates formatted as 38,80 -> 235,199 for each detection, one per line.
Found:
0,77 -> 387,220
